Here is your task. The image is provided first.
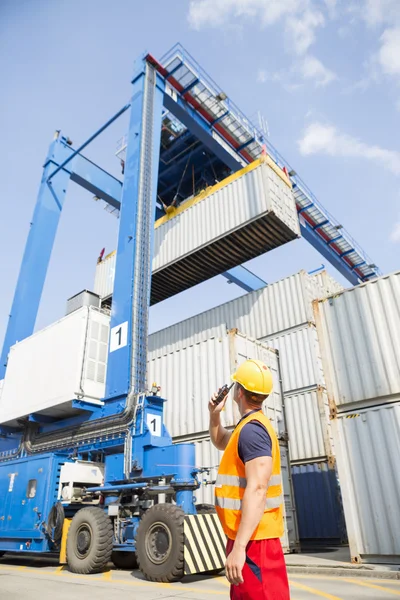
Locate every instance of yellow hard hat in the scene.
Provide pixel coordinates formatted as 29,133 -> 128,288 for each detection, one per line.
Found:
232,359 -> 273,395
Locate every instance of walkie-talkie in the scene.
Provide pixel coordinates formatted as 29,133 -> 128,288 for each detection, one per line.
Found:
213,382 -> 234,405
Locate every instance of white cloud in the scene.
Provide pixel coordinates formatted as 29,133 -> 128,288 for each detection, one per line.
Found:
390,222 -> 400,242
256,69 -> 304,92
298,122 -> 400,175
188,0 -> 326,56
285,10 -> 325,55
257,69 -> 267,83
378,28 -> 400,76
297,55 -> 337,86
187,0 -> 294,30
362,0 -> 400,27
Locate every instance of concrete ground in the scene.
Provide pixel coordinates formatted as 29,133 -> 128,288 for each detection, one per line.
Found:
1,555 -> 400,600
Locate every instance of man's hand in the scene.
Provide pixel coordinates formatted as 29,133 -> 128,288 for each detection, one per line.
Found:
209,390 -> 232,450
208,389 -> 228,415
225,544 -> 245,585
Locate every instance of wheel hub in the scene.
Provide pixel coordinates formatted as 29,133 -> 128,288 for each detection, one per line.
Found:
145,521 -> 172,565
76,525 -> 92,557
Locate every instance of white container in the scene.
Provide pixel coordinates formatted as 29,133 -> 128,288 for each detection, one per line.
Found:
94,159 -> 299,304
261,324 -> 325,394
94,252 -> 116,300
315,271 -> 400,409
0,307 -> 110,426
284,388 -> 334,462
148,328 -> 286,439
151,158 -> 299,303
332,402 -> 400,563
148,270 -> 339,357
310,269 -> 344,296
182,435 -> 299,553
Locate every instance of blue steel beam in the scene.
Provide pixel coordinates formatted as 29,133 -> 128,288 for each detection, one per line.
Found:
222,265 -> 267,292
70,154 -> 122,210
163,92 -> 244,173
300,221 -> 360,285
105,59 -> 165,400
0,133 -> 71,379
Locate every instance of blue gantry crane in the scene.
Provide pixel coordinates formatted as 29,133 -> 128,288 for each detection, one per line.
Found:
0,45 -> 380,580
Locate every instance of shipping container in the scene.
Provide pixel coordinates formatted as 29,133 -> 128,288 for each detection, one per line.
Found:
94,158 -> 299,304
332,402 -> 400,563
148,270 -> 339,356
315,271 -> 400,409
180,434 -> 299,554
66,289 -> 100,316
260,324 -> 325,394
148,328 -> 286,439
292,462 -> 346,544
310,269 -> 344,296
0,307 -> 110,426
284,388 -> 334,462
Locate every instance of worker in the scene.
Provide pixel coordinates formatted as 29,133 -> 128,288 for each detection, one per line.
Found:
209,359 -> 290,599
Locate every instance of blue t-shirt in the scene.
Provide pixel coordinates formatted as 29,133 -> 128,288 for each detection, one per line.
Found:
238,410 -> 272,464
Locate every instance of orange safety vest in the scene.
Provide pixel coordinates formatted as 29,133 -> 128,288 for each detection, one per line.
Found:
215,410 -> 284,540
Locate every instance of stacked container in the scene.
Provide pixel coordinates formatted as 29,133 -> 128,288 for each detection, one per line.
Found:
148,269 -> 347,544
314,271 -> 400,563
147,327 -> 299,554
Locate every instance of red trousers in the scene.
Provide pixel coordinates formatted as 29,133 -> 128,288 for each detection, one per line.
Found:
226,538 -> 290,600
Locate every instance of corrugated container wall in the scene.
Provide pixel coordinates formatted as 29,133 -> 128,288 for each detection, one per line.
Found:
148,328 -> 285,439
186,436 -> 299,554
315,271 -> 400,409
152,158 -> 299,272
260,324 -> 325,394
148,270 -> 335,356
332,403 -> 400,562
284,389 -> 334,462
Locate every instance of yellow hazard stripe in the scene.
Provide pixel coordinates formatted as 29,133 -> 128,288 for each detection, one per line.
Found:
184,513 -> 226,575
59,518 -> 72,564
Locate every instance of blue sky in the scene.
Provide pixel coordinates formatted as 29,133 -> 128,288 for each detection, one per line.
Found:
1,0 -> 399,346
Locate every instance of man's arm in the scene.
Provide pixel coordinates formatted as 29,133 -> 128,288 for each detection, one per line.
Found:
225,456 -> 272,585
208,391 -> 232,451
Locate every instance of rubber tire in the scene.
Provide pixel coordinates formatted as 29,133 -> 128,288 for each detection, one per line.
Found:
136,504 -> 185,582
66,507 -> 113,574
47,502 -> 64,543
111,551 -> 138,570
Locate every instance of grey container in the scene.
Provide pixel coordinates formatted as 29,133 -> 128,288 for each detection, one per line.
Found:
284,388 -> 334,463
148,327 -> 286,439
260,323 -> 325,395
314,271 -> 400,410
66,290 -> 100,316
148,269 -> 336,355
332,402 -> 400,563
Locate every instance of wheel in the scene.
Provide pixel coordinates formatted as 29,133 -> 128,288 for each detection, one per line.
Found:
66,507 -> 113,574
111,551 -> 138,570
0,552 -> 5,558
136,504 -> 185,582
47,502 -> 64,543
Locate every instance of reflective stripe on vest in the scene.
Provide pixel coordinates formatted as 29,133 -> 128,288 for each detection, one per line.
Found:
215,474 -> 282,488
215,494 -> 283,511
215,411 -> 285,540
